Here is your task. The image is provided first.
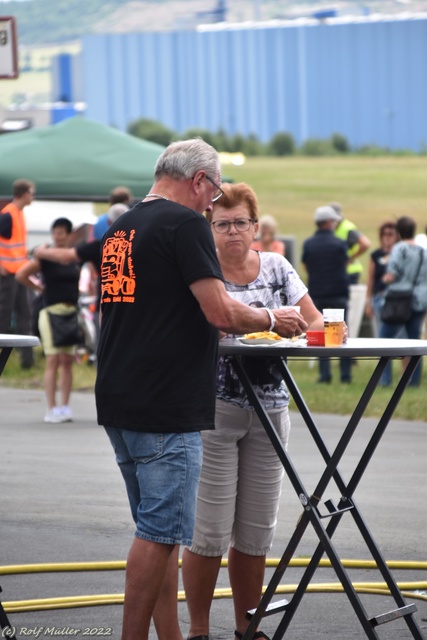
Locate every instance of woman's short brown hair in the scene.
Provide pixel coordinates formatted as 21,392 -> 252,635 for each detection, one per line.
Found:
379,220 -> 398,237
206,182 -> 259,223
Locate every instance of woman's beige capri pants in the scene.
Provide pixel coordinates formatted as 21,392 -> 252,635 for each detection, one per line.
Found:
189,398 -> 291,557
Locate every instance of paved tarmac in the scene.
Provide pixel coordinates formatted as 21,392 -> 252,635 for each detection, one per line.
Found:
0,387 -> 426,640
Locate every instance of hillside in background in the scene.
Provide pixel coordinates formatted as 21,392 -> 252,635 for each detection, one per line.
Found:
2,0 -> 427,46
2,0 -> 125,45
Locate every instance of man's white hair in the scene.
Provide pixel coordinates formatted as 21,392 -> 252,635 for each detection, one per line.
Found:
154,138 -> 219,181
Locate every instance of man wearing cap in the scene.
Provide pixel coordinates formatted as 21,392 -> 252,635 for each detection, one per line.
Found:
330,202 -> 371,284
302,205 -> 352,383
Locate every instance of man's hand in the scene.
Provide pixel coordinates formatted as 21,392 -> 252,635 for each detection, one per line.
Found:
33,244 -> 49,260
272,308 -> 308,338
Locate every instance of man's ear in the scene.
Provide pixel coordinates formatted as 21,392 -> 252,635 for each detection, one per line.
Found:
192,170 -> 206,193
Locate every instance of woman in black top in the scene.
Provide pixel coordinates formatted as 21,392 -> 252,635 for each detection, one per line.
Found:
365,220 -> 398,336
16,218 -> 81,423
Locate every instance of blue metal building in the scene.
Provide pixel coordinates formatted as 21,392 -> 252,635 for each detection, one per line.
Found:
81,14 -> 427,150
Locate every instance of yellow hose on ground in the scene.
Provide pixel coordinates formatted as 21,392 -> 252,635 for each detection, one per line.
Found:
2,559 -> 426,613
1,558 -> 426,575
4,583 -> 427,613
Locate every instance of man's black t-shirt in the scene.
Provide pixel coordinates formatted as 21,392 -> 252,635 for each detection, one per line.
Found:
301,229 -> 349,299
40,259 -> 81,306
95,199 -> 224,433
76,240 -> 102,271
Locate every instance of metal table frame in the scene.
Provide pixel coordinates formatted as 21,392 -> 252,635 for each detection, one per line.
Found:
0,334 -> 39,376
0,334 -> 40,640
218,337 -> 427,640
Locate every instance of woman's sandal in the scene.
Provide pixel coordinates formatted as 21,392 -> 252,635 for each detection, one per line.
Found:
187,636 -> 210,640
234,631 -> 271,640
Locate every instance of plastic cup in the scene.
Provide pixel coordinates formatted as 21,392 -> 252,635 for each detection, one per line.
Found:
323,309 -> 345,347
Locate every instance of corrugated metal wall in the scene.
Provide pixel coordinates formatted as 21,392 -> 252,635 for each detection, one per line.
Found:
82,15 -> 427,150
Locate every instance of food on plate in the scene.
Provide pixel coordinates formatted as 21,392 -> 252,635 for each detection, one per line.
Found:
291,333 -> 306,341
243,331 -> 282,341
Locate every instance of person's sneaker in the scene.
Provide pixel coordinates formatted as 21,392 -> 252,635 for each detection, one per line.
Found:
44,407 -> 65,423
60,406 -> 73,422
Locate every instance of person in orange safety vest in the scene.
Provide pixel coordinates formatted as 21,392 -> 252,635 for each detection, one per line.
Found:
0,179 -> 36,368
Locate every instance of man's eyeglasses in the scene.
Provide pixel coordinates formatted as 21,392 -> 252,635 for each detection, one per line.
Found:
206,175 -> 225,202
210,218 -> 256,234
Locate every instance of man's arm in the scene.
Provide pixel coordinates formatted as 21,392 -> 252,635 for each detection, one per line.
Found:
352,233 -> 371,258
190,278 -> 308,337
33,244 -> 80,264
0,212 -> 12,239
347,230 -> 371,260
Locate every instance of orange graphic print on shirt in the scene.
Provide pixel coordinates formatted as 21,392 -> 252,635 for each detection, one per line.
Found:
100,229 -> 136,304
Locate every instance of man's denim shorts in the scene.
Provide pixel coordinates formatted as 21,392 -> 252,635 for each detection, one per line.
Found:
105,427 -> 203,546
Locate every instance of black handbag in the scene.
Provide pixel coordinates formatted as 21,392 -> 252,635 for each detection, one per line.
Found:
380,290 -> 413,324
48,309 -> 82,347
380,247 -> 424,324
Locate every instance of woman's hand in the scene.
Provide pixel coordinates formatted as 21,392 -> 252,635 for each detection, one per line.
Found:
365,299 -> 373,319
382,272 -> 396,284
343,321 -> 349,343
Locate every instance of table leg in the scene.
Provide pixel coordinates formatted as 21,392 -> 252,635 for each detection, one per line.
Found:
277,356 -> 388,498
274,355 -> 424,640
0,586 -> 17,640
0,347 -> 12,376
230,354 -> 424,640
232,354 -> 380,639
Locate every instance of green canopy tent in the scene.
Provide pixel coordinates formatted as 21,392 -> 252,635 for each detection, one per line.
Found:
0,117 -> 165,200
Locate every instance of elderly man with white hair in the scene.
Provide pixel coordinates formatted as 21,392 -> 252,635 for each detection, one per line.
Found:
95,138 -> 308,640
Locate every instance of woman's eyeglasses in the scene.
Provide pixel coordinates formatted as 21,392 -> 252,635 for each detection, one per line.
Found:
210,218 -> 256,234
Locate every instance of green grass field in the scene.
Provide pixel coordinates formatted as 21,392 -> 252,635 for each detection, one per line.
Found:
1,156 -> 426,419
1,348 -> 425,421
223,156 -> 427,278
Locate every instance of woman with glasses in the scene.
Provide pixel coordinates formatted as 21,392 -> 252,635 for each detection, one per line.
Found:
182,183 -> 324,640
365,220 -> 399,338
